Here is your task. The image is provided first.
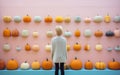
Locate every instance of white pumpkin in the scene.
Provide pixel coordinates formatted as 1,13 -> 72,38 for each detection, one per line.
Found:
3,16 -> 12,23
114,28 -> 120,38
32,31 -> 39,37
45,43 -> 51,52
64,30 -> 72,38
16,45 -> 21,51
32,45 -> 40,52
20,61 -> 30,70
84,29 -> 92,37
95,43 -> 103,51
64,16 -> 71,23
14,16 -> 21,23
46,30 -> 53,38
84,17 -> 91,23
107,47 -> 112,51
21,29 -> 29,37
3,43 -> 10,51
93,15 -> 103,23
113,16 -> 120,23
114,45 -> 120,51
74,16 -> 81,23
34,16 -> 42,23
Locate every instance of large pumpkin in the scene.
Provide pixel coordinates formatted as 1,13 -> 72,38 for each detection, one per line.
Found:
23,14 -> 31,23
12,29 -> 19,37
95,61 -> 106,70
74,29 -> 81,37
70,57 -> 82,70
73,42 -> 81,51
42,58 -> 53,70
3,16 -> 12,23
25,43 -> 31,51
3,28 -> 11,37
0,59 -> 5,70
84,60 -> 93,70
55,16 -> 64,23
44,15 -> 53,23
20,61 -> 30,70
108,58 -> 120,70
104,14 -> 111,23
94,30 -> 103,37
31,60 -> 40,70
6,59 -> 19,70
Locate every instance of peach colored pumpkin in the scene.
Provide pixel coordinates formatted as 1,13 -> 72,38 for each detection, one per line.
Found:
114,28 -> 120,38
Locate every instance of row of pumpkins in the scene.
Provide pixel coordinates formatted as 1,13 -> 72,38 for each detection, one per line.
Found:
0,58 -> 120,70
3,28 -> 120,38
2,14 -> 120,23
3,42 -> 120,52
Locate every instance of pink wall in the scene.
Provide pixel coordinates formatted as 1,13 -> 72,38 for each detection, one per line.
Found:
0,0 -> 120,65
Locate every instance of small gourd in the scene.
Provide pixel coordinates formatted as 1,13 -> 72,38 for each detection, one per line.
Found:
93,15 -> 103,23
84,60 -> 93,70
64,16 -> 71,23
66,44 -> 70,51
73,42 -> 81,51
25,43 -> 31,51
84,17 -> 91,23
113,15 -> 120,23
84,44 -> 90,51
104,14 -> 111,23
55,16 -> 64,23
3,43 -> 10,51
114,28 -> 120,38
12,29 -> 19,37
84,29 -> 92,37
0,59 -> 5,70
46,30 -> 53,38
14,16 -> 21,23
105,30 -> 114,37
42,58 -> 53,70
107,47 -> 113,51
20,61 -> 30,70
94,30 -> 103,37
32,44 -> 40,52
16,45 -> 21,51
21,29 -> 29,37
3,28 -> 11,37
32,31 -> 39,38
95,61 -> 106,70
95,43 -> 103,51
64,30 -> 72,38
23,14 -> 31,23
45,43 -> 51,52
114,45 -> 120,51
34,16 -> 42,23
44,15 -> 53,23
3,16 -> 12,23
74,29 -> 81,37
64,64 -> 69,70
31,60 -> 40,70
74,16 -> 81,23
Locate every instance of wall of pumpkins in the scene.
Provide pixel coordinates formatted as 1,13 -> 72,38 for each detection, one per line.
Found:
0,0 -> 120,70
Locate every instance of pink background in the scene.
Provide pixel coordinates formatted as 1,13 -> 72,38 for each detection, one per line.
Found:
0,0 -> 120,66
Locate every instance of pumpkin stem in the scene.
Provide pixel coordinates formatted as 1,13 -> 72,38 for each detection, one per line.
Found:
25,61 -> 27,63
46,58 -> 49,61
76,42 -> 78,44
11,58 -> 14,60
113,58 -> 115,62
75,57 -> 77,60
88,60 -> 90,62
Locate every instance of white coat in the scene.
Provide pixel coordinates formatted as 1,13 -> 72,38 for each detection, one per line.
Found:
51,36 -> 67,63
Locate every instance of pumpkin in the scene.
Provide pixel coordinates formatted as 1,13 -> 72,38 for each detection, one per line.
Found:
108,58 -> 120,70
23,14 -> 31,23
114,45 -> 120,51
31,60 -> 40,70
104,14 -> 111,23
94,30 -> 103,37
73,42 -> 81,51
66,44 -> 70,51
74,29 -> 81,37
12,29 -> 19,37
107,47 -> 113,51
0,59 -> 5,70
25,43 -> 31,51
55,16 -> 64,23
74,16 -> 81,23
70,57 -> 82,70
34,16 -> 42,23
42,58 -> 53,70
84,29 -> 92,37
45,43 -> 51,52
14,16 -> 21,23
113,15 -> 120,23
3,16 -> 12,23
64,30 -> 72,38
20,61 -> 30,70
3,43 -> 10,51
32,31 -> 39,38
93,15 -> 103,23
6,59 -> 18,70
16,45 -> 21,51
114,28 -> 120,38
64,16 -> 71,23
95,61 -> 106,70
84,60 -> 93,70
44,15 -> 53,23
21,29 -> 29,37
3,28 -> 11,37
84,44 -> 90,51
105,30 -> 114,37
84,17 -> 91,23
95,43 -> 103,51
32,44 -> 40,52
64,64 -> 69,70
46,30 -> 53,38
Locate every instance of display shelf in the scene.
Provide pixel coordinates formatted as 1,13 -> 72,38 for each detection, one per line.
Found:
0,68 -> 120,75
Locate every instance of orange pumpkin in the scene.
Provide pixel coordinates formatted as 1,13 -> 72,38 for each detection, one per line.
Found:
95,61 -> 106,70
0,59 -> 5,70
73,42 -> 81,51
6,59 -> 18,70
84,44 -> 90,51
108,58 -> 120,70
74,29 -> 81,37
31,60 -> 40,70
70,57 -> 82,70
12,29 -> 19,37
44,15 -> 53,23
84,60 -> 93,70
3,28 -> 11,37
25,43 -> 31,51
94,30 -> 103,37
42,58 -> 53,70
23,14 -> 31,23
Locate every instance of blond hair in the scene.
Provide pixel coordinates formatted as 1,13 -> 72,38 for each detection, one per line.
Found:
55,26 -> 63,36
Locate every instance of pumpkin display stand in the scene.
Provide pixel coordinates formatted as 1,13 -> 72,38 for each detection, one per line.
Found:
0,68 -> 120,75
